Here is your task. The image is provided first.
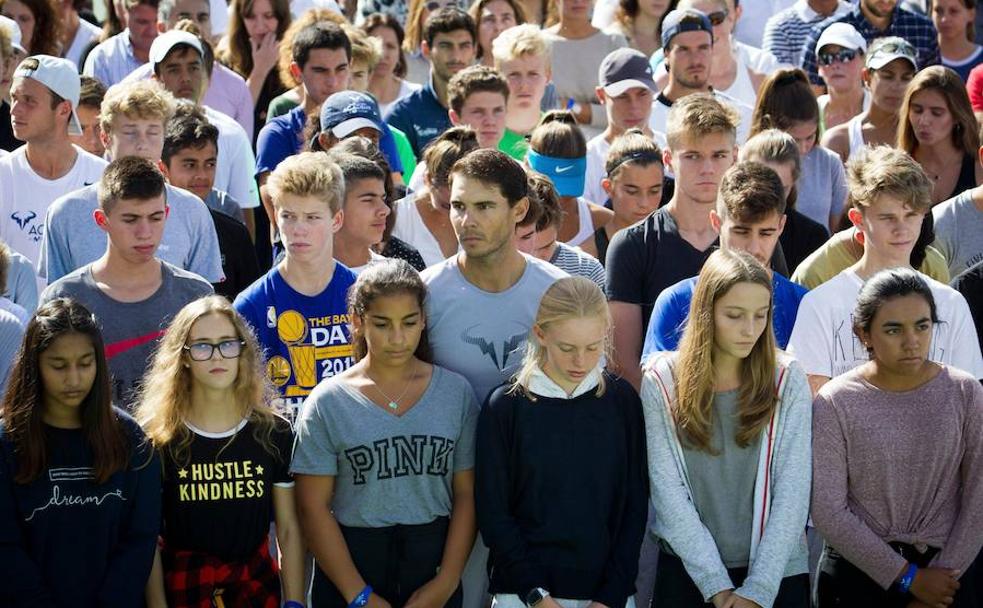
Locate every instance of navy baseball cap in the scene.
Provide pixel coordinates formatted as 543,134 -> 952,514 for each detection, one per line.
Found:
319,91 -> 384,139
660,8 -> 713,50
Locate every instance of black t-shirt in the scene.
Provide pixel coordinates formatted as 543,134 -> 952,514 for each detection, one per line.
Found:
606,206 -> 788,330
210,209 -> 261,301
0,102 -> 23,152
953,261 -> 983,357
780,210 -> 828,276
161,417 -> 294,561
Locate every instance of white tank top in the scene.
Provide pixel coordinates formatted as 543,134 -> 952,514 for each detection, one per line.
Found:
719,53 -> 759,110
392,195 -> 453,268
566,197 -> 596,247
847,115 -> 867,161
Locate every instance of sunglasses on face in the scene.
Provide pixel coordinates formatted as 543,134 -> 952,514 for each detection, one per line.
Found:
707,9 -> 728,26
184,339 -> 245,361
818,49 -> 860,66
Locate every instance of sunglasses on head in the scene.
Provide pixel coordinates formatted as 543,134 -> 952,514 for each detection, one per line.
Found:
818,49 -> 860,66
871,41 -> 916,59
707,9 -> 728,25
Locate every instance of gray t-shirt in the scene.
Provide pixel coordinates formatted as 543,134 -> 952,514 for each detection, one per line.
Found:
933,189 -> 983,278
3,247 -> 38,312
40,183 -> 224,283
290,365 -> 479,528
421,254 -> 567,404
681,389 -> 762,568
796,146 -> 847,230
40,261 -> 213,408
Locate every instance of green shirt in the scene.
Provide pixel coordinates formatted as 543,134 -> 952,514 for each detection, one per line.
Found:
266,92 -> 300,123
498,128 -> 529,161
390,125 -> 417,181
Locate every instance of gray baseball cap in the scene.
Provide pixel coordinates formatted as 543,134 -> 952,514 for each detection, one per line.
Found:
599,48 -> 657,97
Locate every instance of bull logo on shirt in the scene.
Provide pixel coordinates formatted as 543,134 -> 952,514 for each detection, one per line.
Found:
460,326 -> 527,371
11,210 -> 36,229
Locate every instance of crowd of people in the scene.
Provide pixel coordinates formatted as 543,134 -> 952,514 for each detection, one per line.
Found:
0,0 -> 982,606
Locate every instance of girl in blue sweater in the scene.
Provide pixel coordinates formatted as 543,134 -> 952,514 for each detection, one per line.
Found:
0,298 -> 160,607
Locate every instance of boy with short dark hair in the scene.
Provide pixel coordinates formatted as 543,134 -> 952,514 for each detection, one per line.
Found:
328,151 -> 390,274
70,76 -> 108,158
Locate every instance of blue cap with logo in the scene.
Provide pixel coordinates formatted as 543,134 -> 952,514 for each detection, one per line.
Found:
527,150 -> 587,198
319,90 -> 384,139
660,8 -> 713,50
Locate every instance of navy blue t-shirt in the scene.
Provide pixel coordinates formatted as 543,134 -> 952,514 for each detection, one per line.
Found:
385,79 -> 451,159
641,272 -> 808,361
234,262 -> 357,421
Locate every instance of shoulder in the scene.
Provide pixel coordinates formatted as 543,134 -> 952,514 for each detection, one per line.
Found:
421,256 -> 458,285
525,254 -> 569,283
808,144 -> 845,167
234,269 -> 277,306
41,266 -> 91,299
432,365 -> 477,398
899,5 -> 934,26
49,183 -> 99,218
774,272 -> 809,299
165,184 -> 208,210
161,261 -> 214,294
923,273 -> 969,305
113,407 -> 154,456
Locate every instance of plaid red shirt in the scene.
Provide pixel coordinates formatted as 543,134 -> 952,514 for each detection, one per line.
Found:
163,540 -> 281,608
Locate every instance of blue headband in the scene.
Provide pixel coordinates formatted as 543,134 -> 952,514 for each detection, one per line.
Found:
527,150 -> 587,197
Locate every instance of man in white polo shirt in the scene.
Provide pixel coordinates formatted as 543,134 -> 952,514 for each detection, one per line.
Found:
0,55 -> 107,275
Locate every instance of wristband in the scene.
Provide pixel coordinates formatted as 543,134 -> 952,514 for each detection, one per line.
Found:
348,585 -> 373,608
284,602 -> 304,608
899,563 -> 918,594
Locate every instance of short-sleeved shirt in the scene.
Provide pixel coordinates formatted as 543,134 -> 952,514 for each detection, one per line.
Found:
797,145 -> 847,229
642,272 -> 808,359
787,268 -> 983,380
549,242 -> 605,290
82,29 -> 146,87
952,260 -> 983,355
422,255 -> 567,404
0,146 -> 107,270
203,106 -> 261,209
233,263 -> 357,420
39,261 -> 214,408
498,128 -> 529,162
291,365 -> 479,528
41,183 -> 225,284
0,308 -> 24,394
763,0 -> 852,66
161,417 -> 294,561
255,106 -> 307,177
208,208 -> 261,301
932,189 -> 983,278
385,77 -> 452,159
3,248 -> 38,313
64,18 -> 102,70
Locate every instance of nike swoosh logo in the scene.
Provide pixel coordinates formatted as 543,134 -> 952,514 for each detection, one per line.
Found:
104,329 -> 166,359
556,165 -> 575,174
83,181 -> 94,186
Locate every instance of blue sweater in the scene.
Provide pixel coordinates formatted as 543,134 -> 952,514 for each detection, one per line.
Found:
0,409 -> 161,607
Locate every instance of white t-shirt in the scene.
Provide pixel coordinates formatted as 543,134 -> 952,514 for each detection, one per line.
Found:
64,19 -> 102,70
0,145 -> 108,269
585,134 -> 611,207
392,194 -> 453,268
787,268 -> 983,380
203,106 -> 261,209
649,90 -> 753,145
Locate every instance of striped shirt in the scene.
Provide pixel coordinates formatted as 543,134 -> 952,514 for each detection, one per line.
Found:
550,242 -> 606,290
0,308 -> 24,394
800,4 -> 940,85
764,0 -> 853,66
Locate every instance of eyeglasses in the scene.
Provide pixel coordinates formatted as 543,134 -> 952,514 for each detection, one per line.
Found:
707,9 -> 728,26
818,49 -> 860,66
184,339 -> 245,361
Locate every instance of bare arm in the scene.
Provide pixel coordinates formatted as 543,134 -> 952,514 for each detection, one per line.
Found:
243,208 -> 256,242
610,301 -> 643,391
820,126 -> 850,165
258,172 -> 275,246
145,545 -> 167,608
807,374 -> 829,398
273,485 -> 306,604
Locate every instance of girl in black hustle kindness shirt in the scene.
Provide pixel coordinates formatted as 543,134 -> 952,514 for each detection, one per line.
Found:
0,299 -> 160,607
136,296 -> 304,608
476,277 -> 648,608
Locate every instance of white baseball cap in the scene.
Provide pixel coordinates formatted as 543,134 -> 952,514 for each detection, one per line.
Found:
0,15 -> 26,55
14,55 -> 82,136
816,22 -> 867,55
149,30 -> 203,65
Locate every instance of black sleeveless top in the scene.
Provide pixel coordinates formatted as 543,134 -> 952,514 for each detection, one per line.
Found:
594,227 -> 610,267
948,154 -> 979,200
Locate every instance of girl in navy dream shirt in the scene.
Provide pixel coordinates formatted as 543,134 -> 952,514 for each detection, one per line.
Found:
476,276 -> 648,608
292,259 -> 479,608
0,298 -> 161,607
136,295 -> 304,608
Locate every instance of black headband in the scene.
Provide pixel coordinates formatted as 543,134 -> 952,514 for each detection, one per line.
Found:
607,150 -> 663,176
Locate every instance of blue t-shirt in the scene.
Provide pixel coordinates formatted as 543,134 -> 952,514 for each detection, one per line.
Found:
255,106 -> 403,177
385,79 -> 452,159
641,272 -> 808,361
234,262 -> 357,420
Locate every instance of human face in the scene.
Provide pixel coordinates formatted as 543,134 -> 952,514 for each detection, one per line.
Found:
9,77 -> 62,141
849,193 -> 924,265
867,59 -> 916,112
557,0 -> 593,24
39,332 -> 97,416
534,315 -> 607,394
275,193 -> 343,263
760,159 -> 795,202
862,0 -> 899,19
638,0 -> 671,19
500,53 -> 548,111
689,0 -> 732,45
99,195 -> 168,263
452,90 -> 507,148
70,105 -> 105,157
604,162 -> 664,224
356,292 -> 425,367
425,30 -> 475,83
186,313 -> 242,391
787,120 -> 818,156
242,0 -> 278,40
167,0 -> 212,40
716,209 -> 785,267
450,173 -> 527,259
2,0 -> 34,53
127,3 -> 160,54
478,0 -> 517,58
668,131 -> 737,204
666,30 -> 712,90
164,141 -> 218,201
859,293 -> 934,375
156,46 -> 204,100
340,177 -> 390,247
712,281 -> 771,362
349,60 -> 371,92
369,25 -> 400,78
521,224 -> 558,261
817,43 -> 864,94
105,116 -> 165,161
604,86 -> 653,132
933,0 -> 975,41
299,47 -> 350,106
908,88 -> 956,148
0,49 -> 13,99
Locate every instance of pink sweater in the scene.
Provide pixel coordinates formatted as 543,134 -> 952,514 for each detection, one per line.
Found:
811,366 -> 983,589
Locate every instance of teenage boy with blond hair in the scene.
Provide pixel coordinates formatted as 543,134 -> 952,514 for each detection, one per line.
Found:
492,24 -> 551,144
788,146 -> 983,395
234,152 -> 357,422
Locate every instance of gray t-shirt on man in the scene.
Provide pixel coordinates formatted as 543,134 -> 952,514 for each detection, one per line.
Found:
40,261 -> 213,408
291,365 -> 479,528
932,189 -> 983,278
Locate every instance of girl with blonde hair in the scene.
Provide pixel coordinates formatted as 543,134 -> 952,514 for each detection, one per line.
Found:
642,249 -> 812,608
293,258 -> 478,608
137,295 -> 304,608
476,276 -> 647,608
